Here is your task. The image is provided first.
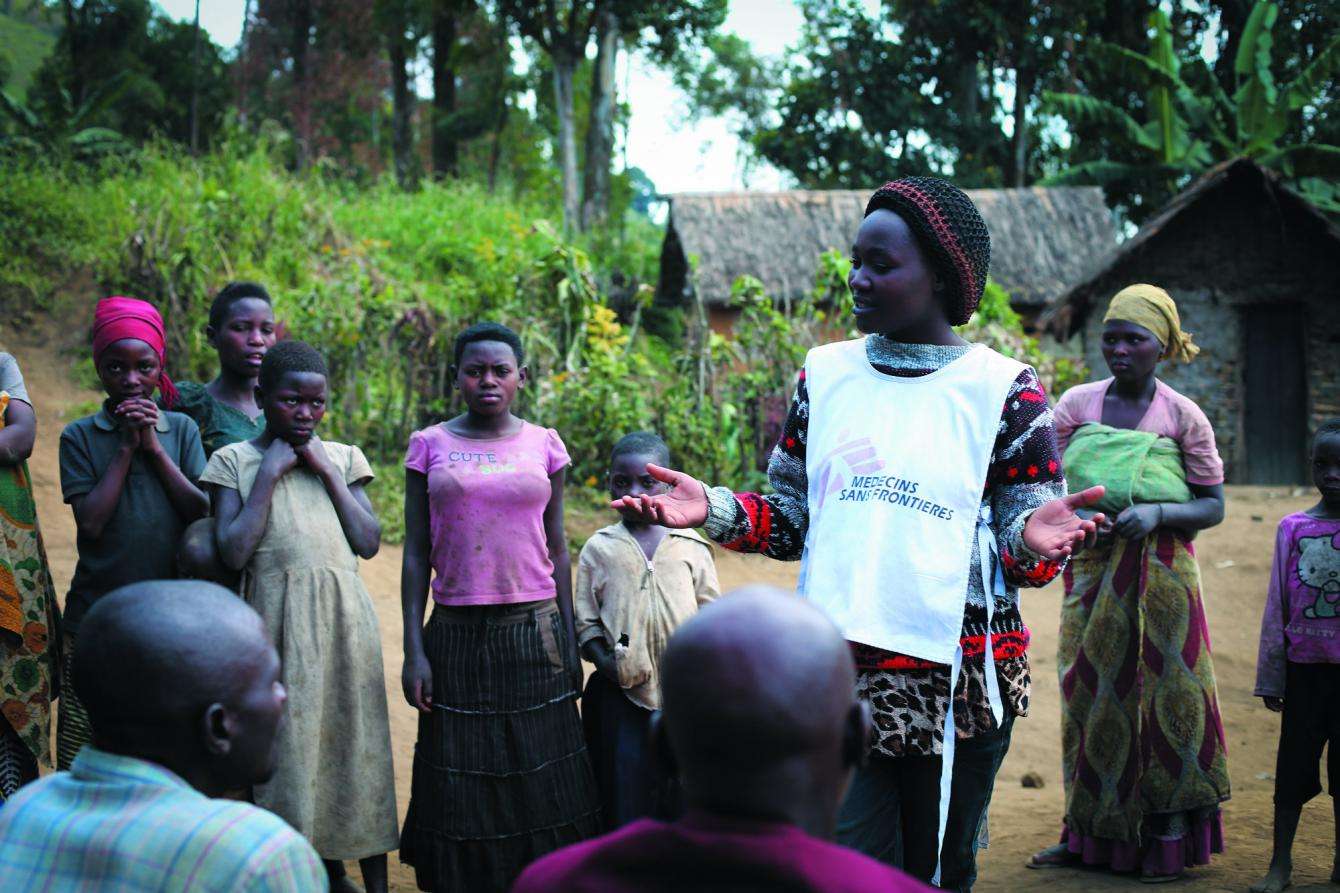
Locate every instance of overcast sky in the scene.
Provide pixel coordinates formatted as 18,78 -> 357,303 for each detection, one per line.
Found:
153,0 -> 861,193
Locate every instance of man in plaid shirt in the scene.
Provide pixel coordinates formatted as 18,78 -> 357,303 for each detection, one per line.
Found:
0,580 -> 325,891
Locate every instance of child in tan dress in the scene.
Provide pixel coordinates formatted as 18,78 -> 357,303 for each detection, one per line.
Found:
203,340 -> 396,893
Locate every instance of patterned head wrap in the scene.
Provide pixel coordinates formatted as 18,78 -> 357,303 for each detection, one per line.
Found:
91,296 -> 178,407
864,177 -> 991,325
1102,284 -> 1199,364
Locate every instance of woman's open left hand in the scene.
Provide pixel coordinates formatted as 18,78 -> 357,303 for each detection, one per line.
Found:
609,464 -> 709,529
1022,486 -> 1107,560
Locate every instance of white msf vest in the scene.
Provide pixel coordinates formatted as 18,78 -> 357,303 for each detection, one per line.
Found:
798,338 -> 1023,661
797,337 -> 1024,883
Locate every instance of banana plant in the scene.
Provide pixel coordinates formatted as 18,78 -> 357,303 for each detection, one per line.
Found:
1042,1 -> 1340,213
1230,1 -> 1340,207
1039,10 -> 1207,189
0,72 -> 131,161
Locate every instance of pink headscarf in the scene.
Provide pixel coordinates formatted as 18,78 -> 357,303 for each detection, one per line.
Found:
91,296 -> 178,407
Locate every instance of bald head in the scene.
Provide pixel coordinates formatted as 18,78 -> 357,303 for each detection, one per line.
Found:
72,580 -> 284,791
660,586 -> 862,826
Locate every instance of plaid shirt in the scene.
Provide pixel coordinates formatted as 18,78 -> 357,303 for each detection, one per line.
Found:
0,747 -> 327,892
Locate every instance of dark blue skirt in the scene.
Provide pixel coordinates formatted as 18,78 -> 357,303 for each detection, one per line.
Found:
400,600 -> 600,892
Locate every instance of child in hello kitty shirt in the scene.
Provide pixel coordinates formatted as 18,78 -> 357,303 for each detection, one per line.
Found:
1252,418 -> 1340,893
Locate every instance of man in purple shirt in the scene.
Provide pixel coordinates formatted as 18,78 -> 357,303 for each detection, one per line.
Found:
513,586 -> 930,892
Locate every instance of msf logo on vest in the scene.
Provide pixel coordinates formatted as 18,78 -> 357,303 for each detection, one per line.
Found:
813,430 -> 886,512
814,430 -> 956,522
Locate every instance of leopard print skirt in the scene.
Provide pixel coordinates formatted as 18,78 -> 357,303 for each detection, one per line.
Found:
856,654 -> 1030,758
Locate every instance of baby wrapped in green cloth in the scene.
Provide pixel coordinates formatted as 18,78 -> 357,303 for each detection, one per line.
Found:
1062,423 -> 1192,515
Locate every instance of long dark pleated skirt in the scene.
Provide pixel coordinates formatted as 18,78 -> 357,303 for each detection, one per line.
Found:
400,599 -> 601,892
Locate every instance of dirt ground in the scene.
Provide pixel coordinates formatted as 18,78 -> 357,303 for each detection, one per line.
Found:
10,326 -> 1333,892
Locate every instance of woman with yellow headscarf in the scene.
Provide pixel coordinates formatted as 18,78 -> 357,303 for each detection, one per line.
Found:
1027,285 -> 1229,882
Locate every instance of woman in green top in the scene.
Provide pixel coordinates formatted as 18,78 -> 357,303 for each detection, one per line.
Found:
175,283 -> 277,582
174,282 -> 276,457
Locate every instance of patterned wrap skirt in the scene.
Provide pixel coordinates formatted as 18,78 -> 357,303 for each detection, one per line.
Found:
400,599 -> 600,892
1058,529 -> 1230,873
0,453 -> 57,778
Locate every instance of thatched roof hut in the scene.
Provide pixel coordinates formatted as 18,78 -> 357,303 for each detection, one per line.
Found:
1043,159 -> 1340,484
656,186 -> 1118,330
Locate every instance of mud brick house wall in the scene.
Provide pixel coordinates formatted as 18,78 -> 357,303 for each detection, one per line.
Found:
657,186 -> 1117,334
1045,160 -> 1340,485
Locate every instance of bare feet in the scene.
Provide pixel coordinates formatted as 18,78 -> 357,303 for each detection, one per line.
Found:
324,860 -> 366,893
1027,843 -> 1079,869
1140,870 -> 1183,884
1249,862 -> 1292,893
329,876 -> 365,893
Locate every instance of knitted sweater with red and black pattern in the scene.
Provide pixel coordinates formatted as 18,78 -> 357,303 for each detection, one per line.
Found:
702,336 -> 1067,756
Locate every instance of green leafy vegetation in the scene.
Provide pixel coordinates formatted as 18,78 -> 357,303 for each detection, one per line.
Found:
1042,3 -> 1340,214
0,142 -> 821,535
0,4 -> 57,98
0,141 -> 1083,538
672,0 -> 1337,223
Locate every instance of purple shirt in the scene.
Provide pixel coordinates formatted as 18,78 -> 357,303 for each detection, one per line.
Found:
405,421 -> 569,606
1255,512 -> 1340,697
511,811 -> 932,893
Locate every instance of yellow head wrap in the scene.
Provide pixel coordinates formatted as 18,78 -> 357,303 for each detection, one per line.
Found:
1102,284 -> 1199,364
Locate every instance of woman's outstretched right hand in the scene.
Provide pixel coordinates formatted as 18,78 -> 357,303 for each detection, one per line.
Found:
609,464 -> 709,528
402,651 -> 433,713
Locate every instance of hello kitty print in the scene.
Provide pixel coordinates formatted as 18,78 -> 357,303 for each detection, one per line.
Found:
1256,514 -> 1340,698
1298,533 -> 1340,619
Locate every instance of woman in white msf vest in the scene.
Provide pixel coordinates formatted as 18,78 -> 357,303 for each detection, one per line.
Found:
615,177 -> 1105,890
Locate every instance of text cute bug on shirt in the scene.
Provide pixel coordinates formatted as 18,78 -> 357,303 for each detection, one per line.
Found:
446,449 -> 518,475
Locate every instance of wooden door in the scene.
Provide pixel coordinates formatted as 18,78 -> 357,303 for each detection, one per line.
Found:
1243,304 -> 1308,484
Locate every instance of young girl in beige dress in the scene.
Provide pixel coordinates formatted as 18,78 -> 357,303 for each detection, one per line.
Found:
203,340 -> 397,893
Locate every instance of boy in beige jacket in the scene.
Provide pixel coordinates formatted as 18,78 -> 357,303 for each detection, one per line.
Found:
576,432 -> 720,828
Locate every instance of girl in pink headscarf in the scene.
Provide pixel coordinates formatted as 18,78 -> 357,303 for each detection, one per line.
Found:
55,297 -> 208,767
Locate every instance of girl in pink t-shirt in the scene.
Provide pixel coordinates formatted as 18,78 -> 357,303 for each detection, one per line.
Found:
398,322 -> 599,891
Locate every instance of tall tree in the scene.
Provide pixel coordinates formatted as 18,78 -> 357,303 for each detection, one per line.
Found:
189,0 -> 200,154
60,0 -> 87,107
240,0 -> 389,174
579,0 -> 727,229
499,0 -> 603,231
237,0 -> 254,124
669,31 -> 776,177
430,0 -> 461,176
288,0 -> 313,170
426,1 -> 516,180
672,0 -> 1123,189
579,3 -> 617,229
375,0 -> 423,188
